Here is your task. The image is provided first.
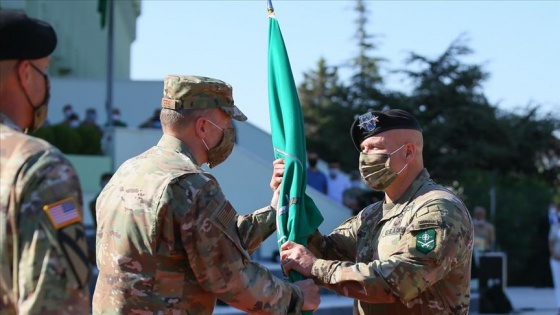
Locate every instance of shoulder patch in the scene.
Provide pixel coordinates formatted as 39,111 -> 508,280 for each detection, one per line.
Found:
43,197 -> 81,230
216,203 -> 236,228
416,229 -> 436,253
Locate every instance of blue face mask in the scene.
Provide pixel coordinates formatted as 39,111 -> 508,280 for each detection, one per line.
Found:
87,112 -> 97,121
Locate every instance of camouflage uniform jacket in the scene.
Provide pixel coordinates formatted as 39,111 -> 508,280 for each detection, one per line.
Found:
308,169 -> 473,315
93,134 -> 303,314
0,113 -> 90,314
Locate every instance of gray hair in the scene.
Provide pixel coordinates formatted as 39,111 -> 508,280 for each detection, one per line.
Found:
160,108 -> 212,131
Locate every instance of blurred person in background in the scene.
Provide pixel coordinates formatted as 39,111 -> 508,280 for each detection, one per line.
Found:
548,203 -> 560,315
326,158 -> 350,204
106,107 -> 127,127
473,206 -> 495,252
139,108 -> 162,129
342,170 -> 365,216
306,150 -> 328,194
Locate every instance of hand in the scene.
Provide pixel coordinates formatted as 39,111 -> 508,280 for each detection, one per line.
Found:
294,278 -> 320,311
281,241 -> 317,278
271,187 -> 280,210
269,158 -> 285,192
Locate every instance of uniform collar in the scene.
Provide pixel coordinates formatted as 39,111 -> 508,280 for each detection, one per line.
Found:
157,134 -> 199,165
382,168 -> 430,215
0,113 -> 23,132
395,168 -> 430,205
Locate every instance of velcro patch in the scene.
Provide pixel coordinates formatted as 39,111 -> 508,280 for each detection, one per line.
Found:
217,203 -> 235,228
416,229 -> 436,254
43,197 -> 81,230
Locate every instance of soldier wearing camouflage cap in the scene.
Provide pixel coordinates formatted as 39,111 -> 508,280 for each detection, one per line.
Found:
0,10 -> 90,314
278,109 -> 474,314
93,75 -> 320,314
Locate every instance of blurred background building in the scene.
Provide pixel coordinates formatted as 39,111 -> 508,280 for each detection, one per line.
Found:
1,0 -> 140,79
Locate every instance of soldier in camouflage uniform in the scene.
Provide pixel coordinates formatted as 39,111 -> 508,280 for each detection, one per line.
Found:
0,10 -> 90,314
280,109 -> 474,314
93,75 -> 320,314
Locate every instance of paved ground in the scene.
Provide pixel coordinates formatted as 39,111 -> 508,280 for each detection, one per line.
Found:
93,261 -> 558,314
475,287 -> 558,315
215,286 -> 558,314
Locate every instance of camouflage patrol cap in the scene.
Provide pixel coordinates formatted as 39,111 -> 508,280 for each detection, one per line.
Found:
351,109 -> 422,150
161,75 -> 247,121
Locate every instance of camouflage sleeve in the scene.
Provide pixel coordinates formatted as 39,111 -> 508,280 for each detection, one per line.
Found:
236,206 -> 277,255
14,149 -> 90,314
182,179 -> 302,314
307,216 -> 358,261
310,199 -> 472,303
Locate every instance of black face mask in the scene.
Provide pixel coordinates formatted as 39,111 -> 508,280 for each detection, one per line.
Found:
18,61 -> 50,133
308,158 -> 318,168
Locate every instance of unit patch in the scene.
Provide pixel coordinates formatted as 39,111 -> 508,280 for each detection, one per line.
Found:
416,229 -> 436,253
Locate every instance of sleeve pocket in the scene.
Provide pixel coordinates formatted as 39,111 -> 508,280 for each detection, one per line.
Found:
407,222 -> 444,260
210,201 -> 251,262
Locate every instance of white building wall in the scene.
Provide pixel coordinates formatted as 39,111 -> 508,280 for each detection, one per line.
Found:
0,0 -> 139,79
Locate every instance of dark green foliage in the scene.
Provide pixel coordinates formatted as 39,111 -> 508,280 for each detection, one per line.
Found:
33,124 -> 102,155
76,125 -> 103,155
298,0 -> 560,286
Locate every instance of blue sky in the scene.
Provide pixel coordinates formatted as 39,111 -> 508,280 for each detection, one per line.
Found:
131,1 -> 560,132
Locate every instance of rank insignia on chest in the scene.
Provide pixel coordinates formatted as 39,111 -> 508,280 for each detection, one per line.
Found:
416,229 -> 436,253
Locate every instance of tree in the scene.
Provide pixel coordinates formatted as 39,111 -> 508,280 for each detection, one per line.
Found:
401,35 -> 560,285
299,0 -> 388,170
298,58 -> 357,168
400,35 -> 502,181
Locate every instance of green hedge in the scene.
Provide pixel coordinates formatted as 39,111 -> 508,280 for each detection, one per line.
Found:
34,124 -> 103,155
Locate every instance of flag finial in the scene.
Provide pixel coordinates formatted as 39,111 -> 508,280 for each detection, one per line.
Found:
267,0 -> 275,15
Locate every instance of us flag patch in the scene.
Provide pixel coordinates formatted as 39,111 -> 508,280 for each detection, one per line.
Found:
217,203 -> 235,228
43,197 -> 81,230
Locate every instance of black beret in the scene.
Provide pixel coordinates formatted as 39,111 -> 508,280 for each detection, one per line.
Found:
350,109 -> 423,150
0,10 -> 57,60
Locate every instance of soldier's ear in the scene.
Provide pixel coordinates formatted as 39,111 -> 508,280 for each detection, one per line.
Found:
405,143 -> 415,161
194,117 -> 207,138
16,61 -> 33,90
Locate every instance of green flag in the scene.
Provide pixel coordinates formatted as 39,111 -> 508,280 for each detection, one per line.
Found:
98,0 -> 107,28
267,4 -> 324,284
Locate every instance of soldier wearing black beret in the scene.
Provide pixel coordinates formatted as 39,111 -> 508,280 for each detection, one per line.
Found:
0,10 -> 91,314
279,108 -> 475,314
350,109 -> 423,151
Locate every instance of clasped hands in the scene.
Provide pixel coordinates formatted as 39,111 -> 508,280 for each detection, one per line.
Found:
270,158 -> 321,312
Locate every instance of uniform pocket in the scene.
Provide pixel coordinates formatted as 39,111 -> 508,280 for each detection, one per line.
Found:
210,201 -> 251,262
407,206 -> 444,260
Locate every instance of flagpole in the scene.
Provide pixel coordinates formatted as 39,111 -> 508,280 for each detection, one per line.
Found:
105,0 -> 115,171
267,1 -> 324,313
